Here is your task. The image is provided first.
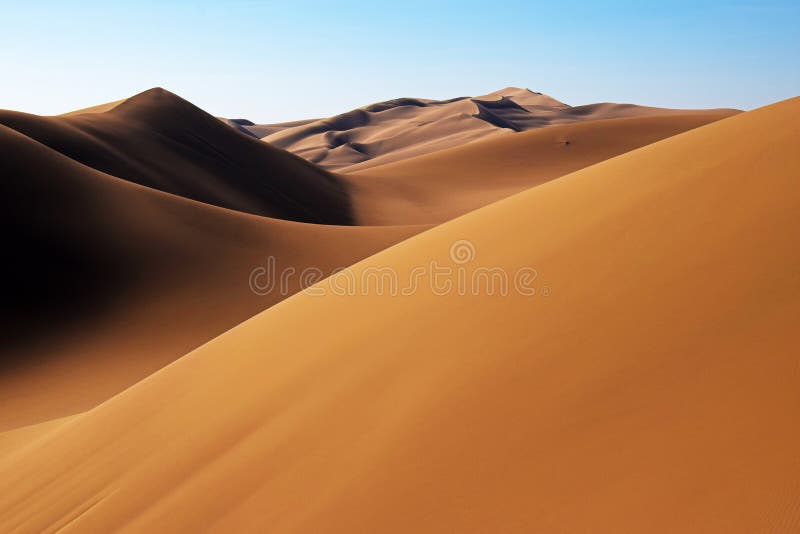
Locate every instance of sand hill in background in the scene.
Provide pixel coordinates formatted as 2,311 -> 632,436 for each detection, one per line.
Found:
233,87 -> 738,172
2,88 -> 352,223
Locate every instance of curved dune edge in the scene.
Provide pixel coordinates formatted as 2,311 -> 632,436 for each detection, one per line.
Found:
3,88 -> 354,224
1,97 -> 798,532
346,110 -> 739,225
0,124 -> 426,430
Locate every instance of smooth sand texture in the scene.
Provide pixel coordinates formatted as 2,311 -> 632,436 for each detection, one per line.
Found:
1,88 -> 353,223
1,98 -> 797,532
0,416 -> 75,458
254,87 -> 737,172
0,124 -> 424,430
347,110 -> 738,224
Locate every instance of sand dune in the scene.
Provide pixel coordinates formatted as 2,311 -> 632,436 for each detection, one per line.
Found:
0,124 -> 424,430
248,87 -> 737,172
1,97 -> 797,532
258,94 -> 499,171
3,87 -> 710,429
347,110 -> 738,224
0,88 -> 352,223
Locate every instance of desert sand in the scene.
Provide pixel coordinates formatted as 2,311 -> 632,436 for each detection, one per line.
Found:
1,91 -> 797,533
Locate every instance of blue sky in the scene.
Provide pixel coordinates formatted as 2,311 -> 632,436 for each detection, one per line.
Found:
1,0 -> 797,122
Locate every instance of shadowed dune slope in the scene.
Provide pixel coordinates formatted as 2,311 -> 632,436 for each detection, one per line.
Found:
255,87 -> 737,172
1,98 -> 797,532
0,88 -> 353,224
0,124 -> 424,430
347,110 -> 738,224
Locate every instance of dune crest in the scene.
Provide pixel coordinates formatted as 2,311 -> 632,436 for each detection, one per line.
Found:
1,97 -> 797,532
0,88 -> 353,223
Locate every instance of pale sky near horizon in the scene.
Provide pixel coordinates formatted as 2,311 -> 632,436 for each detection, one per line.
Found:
1,0 -> 798,122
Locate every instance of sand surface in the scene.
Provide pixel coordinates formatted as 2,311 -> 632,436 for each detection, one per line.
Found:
1,96 -> 797,532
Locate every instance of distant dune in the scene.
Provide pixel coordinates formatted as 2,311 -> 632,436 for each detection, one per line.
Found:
236,87 -> 738,172
1,96 -> 797,532
222,117 -> 320,139
347,110 -> 739,224
0,123 -> 424,429
1,88 -> 353,223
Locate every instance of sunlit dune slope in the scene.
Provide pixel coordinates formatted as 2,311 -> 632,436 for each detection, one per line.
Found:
347,110 -> 738,224
0,125 -> 424,430
2,98 -> 797,532
0,88 -> 353,223
0,416 -> 74,458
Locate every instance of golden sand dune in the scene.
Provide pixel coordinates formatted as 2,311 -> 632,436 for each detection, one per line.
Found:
347,110 -> 738,224
251,87 -> 737,172
0,88 -> 352,223
2,98 -> 797,532
0,124 -> 424,430
0,88 -> 734,432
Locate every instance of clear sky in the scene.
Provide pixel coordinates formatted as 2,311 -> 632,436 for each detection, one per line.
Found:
1,0 -> 797,122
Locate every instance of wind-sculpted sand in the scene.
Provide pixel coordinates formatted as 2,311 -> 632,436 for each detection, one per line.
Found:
1,95 -> 797,533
